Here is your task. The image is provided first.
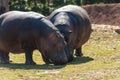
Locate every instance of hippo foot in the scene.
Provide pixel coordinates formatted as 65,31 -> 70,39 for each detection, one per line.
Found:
75,53 -> 83,57
75,48 -> 83,57
68,56 -> 74,62
0,53 -> 9,64
44,60 -> 53,65
25,61 -> 36,65
66,53 -> 74,62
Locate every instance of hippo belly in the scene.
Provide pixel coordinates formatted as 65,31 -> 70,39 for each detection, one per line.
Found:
0,41 -> 23,53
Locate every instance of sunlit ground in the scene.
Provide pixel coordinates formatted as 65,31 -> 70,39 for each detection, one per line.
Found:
0,24 -> 120,80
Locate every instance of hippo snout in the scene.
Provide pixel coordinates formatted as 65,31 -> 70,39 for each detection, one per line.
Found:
52,45 -> 73,65
53,51 -> 68,65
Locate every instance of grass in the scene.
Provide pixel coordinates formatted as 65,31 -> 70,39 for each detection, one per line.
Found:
0,24 -> 120,80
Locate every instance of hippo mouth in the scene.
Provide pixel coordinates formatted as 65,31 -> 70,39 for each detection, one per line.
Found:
41,49 -> 68,65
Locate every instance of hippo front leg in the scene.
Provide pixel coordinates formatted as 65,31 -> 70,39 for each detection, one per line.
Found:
22,43 -> 36,65
41,53 -> 53,64
0,50 -> 9,64
75,47 -> 83,57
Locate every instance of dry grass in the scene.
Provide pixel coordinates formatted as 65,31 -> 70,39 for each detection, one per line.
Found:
0,24 -> 120,80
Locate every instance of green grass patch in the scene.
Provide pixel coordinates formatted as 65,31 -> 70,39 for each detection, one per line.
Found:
0,25 -> 120,80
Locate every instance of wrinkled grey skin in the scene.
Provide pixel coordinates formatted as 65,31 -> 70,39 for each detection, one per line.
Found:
49,5 -> 92,57
0,11 -> 72,65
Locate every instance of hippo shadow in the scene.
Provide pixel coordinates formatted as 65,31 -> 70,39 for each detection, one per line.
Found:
0,63 -> 66,70
69,56 -> 94,65
0,56 -> 94,69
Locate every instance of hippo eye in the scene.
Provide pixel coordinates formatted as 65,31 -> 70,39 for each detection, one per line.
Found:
59,30 -> 71,43
60,30 -> 72,36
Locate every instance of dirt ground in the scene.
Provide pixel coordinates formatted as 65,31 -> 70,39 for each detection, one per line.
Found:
82,3 -> 120,26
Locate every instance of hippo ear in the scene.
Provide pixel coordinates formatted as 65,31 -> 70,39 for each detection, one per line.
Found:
68,30 -> 73,33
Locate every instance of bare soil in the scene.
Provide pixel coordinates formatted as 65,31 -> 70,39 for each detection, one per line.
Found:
82,3 -> 120,26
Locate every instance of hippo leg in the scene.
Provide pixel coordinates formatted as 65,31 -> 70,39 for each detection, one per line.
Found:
0,51 -> 9,64
24,49 -> 36,65
75,47 -> 83,57
22,43 -> 36,65
68,53 -> 74,62
41,54 -> 52,64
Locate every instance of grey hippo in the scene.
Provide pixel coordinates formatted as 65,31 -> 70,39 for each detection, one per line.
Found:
49,5 -> 92,57
0,11 -> 72,65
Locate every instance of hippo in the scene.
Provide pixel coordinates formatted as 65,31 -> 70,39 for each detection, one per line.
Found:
49,5 -> 92,57
0,11 -> 72,65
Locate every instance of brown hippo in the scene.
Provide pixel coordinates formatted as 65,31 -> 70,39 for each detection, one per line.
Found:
49,5 -> 92,57
0,11 -> 73,65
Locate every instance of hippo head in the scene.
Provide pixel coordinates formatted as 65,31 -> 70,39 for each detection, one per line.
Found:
55,24 -> 73,43
50,12 -> 73,44
37,18 -> 73,65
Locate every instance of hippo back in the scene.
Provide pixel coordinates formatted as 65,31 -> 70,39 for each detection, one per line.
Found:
0,11 -> 45,52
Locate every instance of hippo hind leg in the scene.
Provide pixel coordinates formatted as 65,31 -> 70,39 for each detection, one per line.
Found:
75,47 -> 83,57
0,51 -> 9,64
22,42 -> 36,65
